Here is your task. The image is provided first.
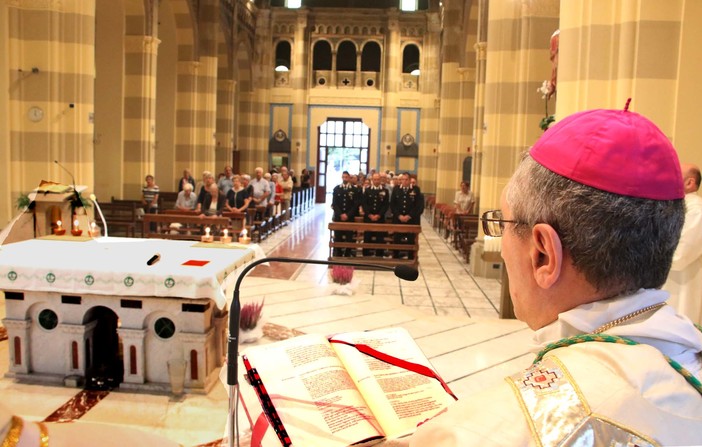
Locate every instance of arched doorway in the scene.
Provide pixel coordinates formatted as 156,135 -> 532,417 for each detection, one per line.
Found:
315,118 -> 370,202
83,306 -> 123,390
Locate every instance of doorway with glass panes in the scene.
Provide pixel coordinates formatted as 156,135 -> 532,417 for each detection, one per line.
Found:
315,118 -> 370,202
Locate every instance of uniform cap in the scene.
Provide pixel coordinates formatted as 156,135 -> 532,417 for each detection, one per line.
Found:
529,106 -> 683,200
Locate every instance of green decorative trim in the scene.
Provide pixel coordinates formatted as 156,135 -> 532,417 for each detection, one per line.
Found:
164,277 -> 176,288
123,276 -> 134,287
84,274 -> 94,286
534,333 -> 702,396
45,272 -> 56,283
8,271 -> 17,281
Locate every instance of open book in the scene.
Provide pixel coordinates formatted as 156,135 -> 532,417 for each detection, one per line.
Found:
239,327 -> 456,447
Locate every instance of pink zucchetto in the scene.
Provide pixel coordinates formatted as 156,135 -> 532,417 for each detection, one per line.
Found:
529,104 -> 684,201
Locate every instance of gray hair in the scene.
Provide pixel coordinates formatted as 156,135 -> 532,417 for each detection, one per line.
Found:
505,155 -> 684,296
183,183 -> 193,192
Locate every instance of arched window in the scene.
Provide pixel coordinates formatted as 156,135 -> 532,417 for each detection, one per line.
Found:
336,41 -> 357,71
402,44 -> 421,75
275,40 -> 291,72
130,346 -> 137,375
72,341 -> 79,369
361,42 -> 381,72
190,350 -> 199,381
13,337 -> 21,366
312,41 -> 332,71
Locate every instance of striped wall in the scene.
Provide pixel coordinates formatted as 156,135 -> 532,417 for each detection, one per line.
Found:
3,0 -> 96,226
557,0 -> 702,169
479,0 -> 559,215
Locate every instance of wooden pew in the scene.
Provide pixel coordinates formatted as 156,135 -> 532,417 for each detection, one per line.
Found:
328,222 -> 422,268
142,214 -> 231,240
99,202 -> 138,237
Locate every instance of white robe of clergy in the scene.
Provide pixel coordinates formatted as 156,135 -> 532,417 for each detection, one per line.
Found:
663,192 -> 702,325
407,289 -> 702,447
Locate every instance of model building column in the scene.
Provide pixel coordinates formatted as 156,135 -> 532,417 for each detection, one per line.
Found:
118,327 -> 147,384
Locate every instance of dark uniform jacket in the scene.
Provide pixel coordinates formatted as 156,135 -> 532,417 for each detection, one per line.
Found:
332,183 -> 358,221
361,186 -> 389,222
390,186 -> 423,224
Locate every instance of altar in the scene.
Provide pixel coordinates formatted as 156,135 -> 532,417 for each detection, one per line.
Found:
0,236 -> 259,394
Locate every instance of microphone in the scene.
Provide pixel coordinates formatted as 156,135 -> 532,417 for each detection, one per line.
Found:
54,160 -> 82,209
90,193 -> 108,238
226,256 -> 418,447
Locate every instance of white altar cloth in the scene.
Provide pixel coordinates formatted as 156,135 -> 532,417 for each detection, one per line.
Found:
0,237 -> 260,308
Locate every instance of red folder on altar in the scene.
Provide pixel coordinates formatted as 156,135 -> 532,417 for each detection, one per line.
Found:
238,327 -> 456,447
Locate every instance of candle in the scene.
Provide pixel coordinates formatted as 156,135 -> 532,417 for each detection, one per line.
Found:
91,222 -> 97,231
205,227 -> 211,236
57,220 -> 62,229
223,229 -> 228,237
220,228 -> 232,244
54,219 -> 66,235
201,226 -> 214,242
238,229 -> 250,244
73,219 -> 80,230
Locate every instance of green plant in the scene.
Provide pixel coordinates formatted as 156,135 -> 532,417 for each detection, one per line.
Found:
16,194 -> 31,210
537,80 -> 555,131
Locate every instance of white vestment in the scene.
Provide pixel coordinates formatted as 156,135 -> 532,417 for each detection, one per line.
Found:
663,192 -> 702,325
408,289 -> 702,447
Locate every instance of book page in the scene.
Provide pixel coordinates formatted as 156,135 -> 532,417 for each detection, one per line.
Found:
329,327 -> 455,439
242,334 -> 385,447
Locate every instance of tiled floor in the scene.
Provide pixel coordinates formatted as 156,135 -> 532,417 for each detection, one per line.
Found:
0,204 -> 536,446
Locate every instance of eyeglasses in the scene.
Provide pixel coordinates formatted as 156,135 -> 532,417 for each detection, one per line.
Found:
480,209 -> 520,237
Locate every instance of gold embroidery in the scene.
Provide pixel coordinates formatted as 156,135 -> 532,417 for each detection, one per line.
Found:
1,416 -> 23,447
508,356 -> 658,447
35,421 -> 49,447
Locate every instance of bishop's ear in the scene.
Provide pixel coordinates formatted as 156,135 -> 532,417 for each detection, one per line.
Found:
530,223 -> 563,289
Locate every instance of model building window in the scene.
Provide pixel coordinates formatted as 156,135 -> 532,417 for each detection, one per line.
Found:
154,317 -> 176,339
275,40 -> 291,72
38,309 -> 58,330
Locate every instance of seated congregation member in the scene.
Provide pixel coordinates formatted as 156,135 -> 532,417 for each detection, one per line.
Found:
226,177 -> 251,213
199,183 -> 225,217
361,172 -> 390,257
174,182 -> 197,210
390,173 -> 423,259
407,108 -> 702,446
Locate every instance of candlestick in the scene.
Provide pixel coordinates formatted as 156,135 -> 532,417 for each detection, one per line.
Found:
220,228 -> 232,244
238,229 -> 250,244
54,220 -> 65,235
201,226 -> 214,243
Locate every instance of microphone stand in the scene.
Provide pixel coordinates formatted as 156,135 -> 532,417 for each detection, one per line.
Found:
226,257 -> 418,447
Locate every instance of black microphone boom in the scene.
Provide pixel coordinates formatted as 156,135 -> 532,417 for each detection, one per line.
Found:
54,160 -> 82,208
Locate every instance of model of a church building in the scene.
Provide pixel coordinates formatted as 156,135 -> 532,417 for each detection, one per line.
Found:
0,238 -> 255,394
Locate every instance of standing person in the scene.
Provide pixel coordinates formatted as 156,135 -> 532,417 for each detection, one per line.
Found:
226,177 -> 251,213
390,172 -> 423,259
454,181 -> 475,214
663,163 -> 702,325
361,173 -> 390,257
300,168 -> 311,189
175,183 -> 197,210
194,172 -> 215,213
250,167 -> 271,207
408,108 -> 702,447
177,169 -> 196,192
279,167 -> 294,217
331,171 -> 358,257
218,165 -> 235,196
142,174 -> 159,214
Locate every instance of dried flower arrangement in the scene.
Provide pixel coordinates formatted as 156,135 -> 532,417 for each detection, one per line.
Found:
240,299 -> 265,331
330,265 -> 354,285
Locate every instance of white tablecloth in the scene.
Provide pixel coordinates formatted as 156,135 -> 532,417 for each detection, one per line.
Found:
0,237 -> 263,308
